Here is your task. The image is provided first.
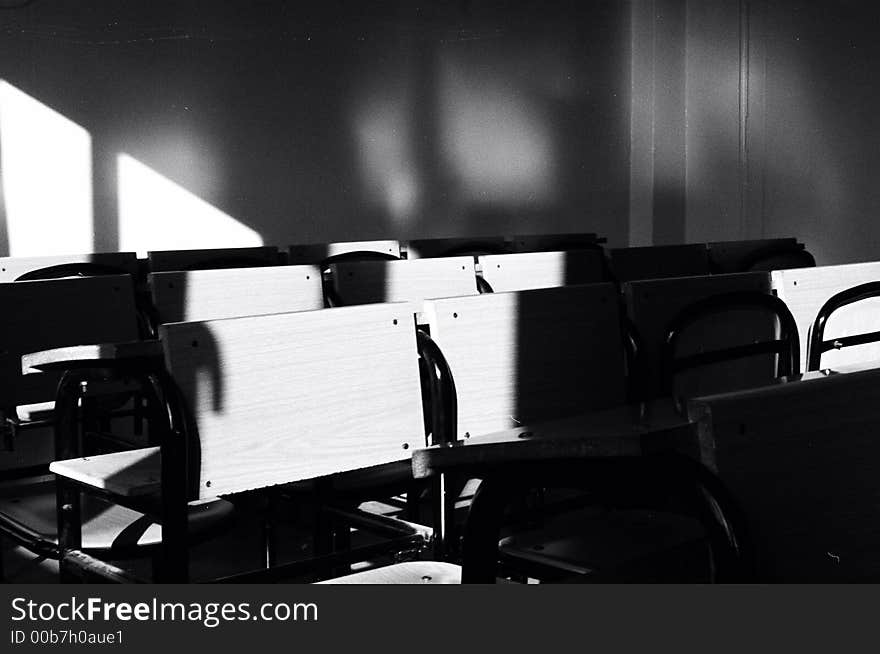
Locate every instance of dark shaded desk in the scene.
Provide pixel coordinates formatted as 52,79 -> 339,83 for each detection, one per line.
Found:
411,401 -> 697,480
410,400 -> 747,582
412,361 -> 880,582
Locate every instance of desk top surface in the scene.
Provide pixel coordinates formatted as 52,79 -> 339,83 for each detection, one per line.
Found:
411,400 -> 694,479
412,359 -> 880,479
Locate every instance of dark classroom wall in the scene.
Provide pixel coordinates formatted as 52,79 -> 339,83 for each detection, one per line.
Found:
665,0 -> 880,265
4,0 -> 880,265
759,0 -> 880,265
0,0 -> 632,255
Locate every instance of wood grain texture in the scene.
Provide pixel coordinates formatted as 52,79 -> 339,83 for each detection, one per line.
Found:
288,240 -> 400,264
0,252 -> 139,281
422,283 -> 626,441
317,561 -> 462,584
148,246 -> 280,272
478,250 -> 605,293
149,265 -> 324,324
624,272 -> 776,398
50,447 -> 161,497
772,261 -> 880,371
411,401 -> 693,479
159,302 -> 425,498
330,257 -> 478,308
22,341 -> 162,374
687,367 -> 880,581
610,244 -> 710,282
0,276 -> 140,405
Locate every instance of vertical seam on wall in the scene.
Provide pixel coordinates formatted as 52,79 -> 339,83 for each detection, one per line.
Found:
739,0 -> 750,239
682,0 -> 688,242
649,0 -> 656,246
760,5 -> 767,238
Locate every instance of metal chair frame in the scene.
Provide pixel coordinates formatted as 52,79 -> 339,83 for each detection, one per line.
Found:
806,281 -> 880,371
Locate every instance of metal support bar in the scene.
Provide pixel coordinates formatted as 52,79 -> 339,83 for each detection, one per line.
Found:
211,534 -> 428,583
61,549 -> 146,584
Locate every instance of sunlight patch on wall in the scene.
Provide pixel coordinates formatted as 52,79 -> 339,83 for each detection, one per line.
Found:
0,81 -> 93,255
437,52 -> 558,206
117,153 -> 262,256
352,82 -> 422,227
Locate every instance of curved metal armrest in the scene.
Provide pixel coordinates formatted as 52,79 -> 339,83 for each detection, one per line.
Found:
22,341 -> 164,376
807,281 -> 880,371
416,329 -> 458,447
662,291 -> 800,397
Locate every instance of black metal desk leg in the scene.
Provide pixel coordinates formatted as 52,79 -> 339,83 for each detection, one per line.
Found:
56,479 -> 82,583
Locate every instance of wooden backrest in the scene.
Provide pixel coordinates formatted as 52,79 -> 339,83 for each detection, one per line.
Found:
688,367 -> 880,581
772,261 -> 880,371
0,252 -> 139,281
624,272 -> 776,398
330,257 -> 478,308
508,232 -> 602,253
422,283 -> 625,440
159,303 -> 424,498
707,238 -> 799,274
609,244 -> 710,282
478,250 -> 605,293
288,240 -> 400,264
0,276 -> 139,406
147,246 -> 280,272
149,265 -> 324,324
405,236 -> 508,259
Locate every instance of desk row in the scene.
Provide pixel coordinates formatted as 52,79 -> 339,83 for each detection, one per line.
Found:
0,234 -> 811,284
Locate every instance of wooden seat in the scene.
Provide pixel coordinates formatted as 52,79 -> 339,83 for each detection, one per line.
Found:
0,480 -> 232,552
149,264 -> 324,324
317,560 -> 462,584
46,301 -> 428,581
49,447 -> 161,497
147,246 -> 281,273
609,244 -> 710,282
477,249 -> 605,293
329,257 -> 478,309
288,240 -> 401,265
773,261 -> 880,371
